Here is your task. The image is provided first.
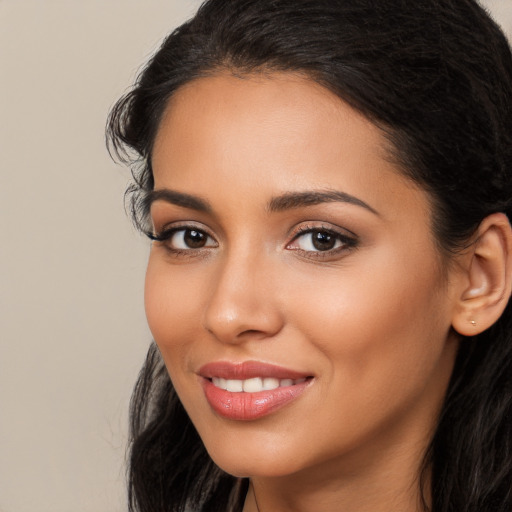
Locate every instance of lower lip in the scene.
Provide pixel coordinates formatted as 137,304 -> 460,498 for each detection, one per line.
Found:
202,378 -> 311,421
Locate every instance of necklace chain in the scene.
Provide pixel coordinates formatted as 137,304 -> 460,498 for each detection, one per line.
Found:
253,487 -> 261,512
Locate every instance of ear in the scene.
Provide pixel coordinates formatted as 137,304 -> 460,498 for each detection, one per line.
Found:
451,213 -> 512,336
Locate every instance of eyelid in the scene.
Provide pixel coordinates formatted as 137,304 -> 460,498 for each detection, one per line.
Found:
147,220 -> 215,241
286,222 -> 358,256
288,221 -> 357,241
146,222 -> 219,254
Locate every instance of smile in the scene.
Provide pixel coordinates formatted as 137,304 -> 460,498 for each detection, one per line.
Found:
199,361 -> 313,420
211,376 -> 307,393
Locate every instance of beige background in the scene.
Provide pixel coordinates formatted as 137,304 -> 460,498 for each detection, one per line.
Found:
0,1 -> 510,511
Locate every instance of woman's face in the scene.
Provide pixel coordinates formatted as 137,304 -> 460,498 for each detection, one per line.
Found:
146,73 -> 461,479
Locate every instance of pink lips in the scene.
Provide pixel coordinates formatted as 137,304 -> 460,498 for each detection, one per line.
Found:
199,361 -> 312,421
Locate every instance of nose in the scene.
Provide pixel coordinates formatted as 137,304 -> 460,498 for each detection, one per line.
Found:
202,251 -> 284,344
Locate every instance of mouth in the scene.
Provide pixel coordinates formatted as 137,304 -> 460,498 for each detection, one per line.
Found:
198,361 -> 314,421
210,376 -> 308,392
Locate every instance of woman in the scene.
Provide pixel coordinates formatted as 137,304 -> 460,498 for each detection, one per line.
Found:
107,1 -> 512,511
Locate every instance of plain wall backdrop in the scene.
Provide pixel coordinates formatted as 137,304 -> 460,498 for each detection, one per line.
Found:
0,1 -> 510,511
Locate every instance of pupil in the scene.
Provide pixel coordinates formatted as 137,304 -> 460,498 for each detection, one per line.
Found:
184,229 -> 206,248
312,231 -> 335,251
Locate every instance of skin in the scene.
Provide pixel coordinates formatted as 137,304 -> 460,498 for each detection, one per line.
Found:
146,73 -> 465,511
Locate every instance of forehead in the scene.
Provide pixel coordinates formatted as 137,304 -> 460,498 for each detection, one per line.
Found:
154,72 -> 390,162
151,72 -> 427,222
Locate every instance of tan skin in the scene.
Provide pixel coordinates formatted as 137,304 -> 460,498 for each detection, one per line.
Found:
145,73 -> 512,512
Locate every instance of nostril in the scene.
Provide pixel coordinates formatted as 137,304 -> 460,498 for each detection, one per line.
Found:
240,329 -> 265,336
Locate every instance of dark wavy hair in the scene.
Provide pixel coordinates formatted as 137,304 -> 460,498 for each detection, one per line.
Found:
106,1 -> 512,511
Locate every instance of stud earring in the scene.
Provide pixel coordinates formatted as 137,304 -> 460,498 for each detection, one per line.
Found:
470,320 -> 477,326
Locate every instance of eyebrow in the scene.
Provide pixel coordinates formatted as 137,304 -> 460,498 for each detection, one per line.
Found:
145,189 -> 212,213
267,190 -> 379,215
146,188 -> 378,216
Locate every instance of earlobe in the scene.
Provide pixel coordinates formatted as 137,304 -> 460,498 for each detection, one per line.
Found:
451,213 -> 512,336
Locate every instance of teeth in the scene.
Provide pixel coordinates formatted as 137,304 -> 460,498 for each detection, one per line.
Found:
262,377 -> 280,390
211,376 -> 307,392
212,377 -> 226,389
243,377 -> 263,393
226,379 -> 243,392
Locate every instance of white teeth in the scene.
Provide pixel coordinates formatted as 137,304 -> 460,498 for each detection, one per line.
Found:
212,377 -> 226,389
226,379 -> 243,392
211,376 -> 307,392
262,377 -> 280,390
243,377 -> 263,392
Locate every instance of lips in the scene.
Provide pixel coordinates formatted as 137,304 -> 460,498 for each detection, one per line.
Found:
199,361 -> 313,421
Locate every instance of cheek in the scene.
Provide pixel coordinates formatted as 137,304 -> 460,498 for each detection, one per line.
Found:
289,248 -> 451,398
144,255 -> 200,357
144,256 -> 206,411
144,260 -> 171,344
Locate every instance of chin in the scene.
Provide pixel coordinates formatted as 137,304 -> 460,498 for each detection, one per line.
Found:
202,435 -> 310,479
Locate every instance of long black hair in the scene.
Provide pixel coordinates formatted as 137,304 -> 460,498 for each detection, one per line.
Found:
106,1 -> 512,511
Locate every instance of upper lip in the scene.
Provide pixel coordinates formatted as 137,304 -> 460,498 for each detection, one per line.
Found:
198,361 -> 312,380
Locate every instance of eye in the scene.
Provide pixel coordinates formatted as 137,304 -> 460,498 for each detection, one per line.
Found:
170,228 -> 214,249
177,229 -> 211,249
287,227 -> 357,254
292,230 -> 342,251
148,227 -> 217,251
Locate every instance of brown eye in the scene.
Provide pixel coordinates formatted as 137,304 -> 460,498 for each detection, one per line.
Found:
287,226 -> 357,257
292,229 -> 343,252
311,231 -> 337,251
150,227 -> 217,251
183,229 -> 208,248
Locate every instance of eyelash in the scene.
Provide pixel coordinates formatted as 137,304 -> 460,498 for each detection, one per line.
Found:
287,224 -> 358,259
147,223 -> 358,260
146,225 -> 217,257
